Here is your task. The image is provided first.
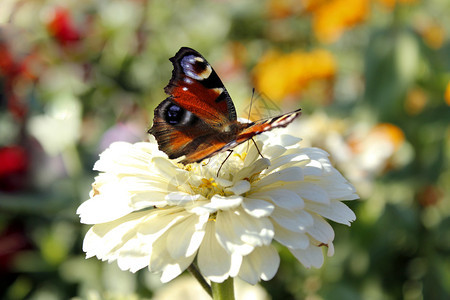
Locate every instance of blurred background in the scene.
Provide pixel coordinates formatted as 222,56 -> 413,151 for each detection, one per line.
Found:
1,0 -> 449,299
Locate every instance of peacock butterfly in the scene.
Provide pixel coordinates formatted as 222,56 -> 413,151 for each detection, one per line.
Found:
149,47 -> 301,164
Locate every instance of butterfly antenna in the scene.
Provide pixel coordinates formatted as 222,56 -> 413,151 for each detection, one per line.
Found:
248,88 -> 255,122
251,138 -> 265,159
217,150 -> 234,177
245,88 -> 256,153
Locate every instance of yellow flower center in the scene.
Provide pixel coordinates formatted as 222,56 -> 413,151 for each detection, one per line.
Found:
190,177 -> 225,198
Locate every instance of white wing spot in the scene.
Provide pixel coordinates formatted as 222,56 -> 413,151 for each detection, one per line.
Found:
213,88 -> 224,95
197,65 -> 212,80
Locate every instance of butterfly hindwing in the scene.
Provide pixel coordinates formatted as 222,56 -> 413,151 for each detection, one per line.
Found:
150,98 -> 228,163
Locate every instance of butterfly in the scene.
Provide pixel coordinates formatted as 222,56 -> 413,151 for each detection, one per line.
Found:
149,47 -> 301,165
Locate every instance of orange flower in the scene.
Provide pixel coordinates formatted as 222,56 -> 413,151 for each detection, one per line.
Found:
420,22 -> 446,49
405,87 -> 428,115
252,49 -> 335,100
371,123 -> 405,151
348,123 -> 405,156
445,82 -> 450,106
312,0 -> 370,43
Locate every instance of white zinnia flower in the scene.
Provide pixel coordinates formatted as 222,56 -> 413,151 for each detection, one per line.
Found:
77,132 -> 358,285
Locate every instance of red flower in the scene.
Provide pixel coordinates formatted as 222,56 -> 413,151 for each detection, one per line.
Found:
0,42 -> 35,120
46,7 -> 81,45
0,146 -> 28,192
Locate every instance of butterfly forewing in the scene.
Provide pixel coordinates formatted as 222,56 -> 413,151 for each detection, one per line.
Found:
165,47 -> 237,127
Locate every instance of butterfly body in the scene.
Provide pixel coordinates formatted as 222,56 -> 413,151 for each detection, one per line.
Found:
149,47 -> 301,164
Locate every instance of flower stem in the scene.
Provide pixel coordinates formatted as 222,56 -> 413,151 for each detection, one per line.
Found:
187,264 -> 212,297
211,277 -> 235,300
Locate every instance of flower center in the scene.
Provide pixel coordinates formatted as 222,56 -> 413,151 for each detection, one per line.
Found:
191,177 -> 224,198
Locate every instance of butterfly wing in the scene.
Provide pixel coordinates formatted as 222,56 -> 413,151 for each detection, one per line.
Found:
149,47 -> 302,165
149,47 -> 238,163
235,109 -> 302,144
210,109 -> 302,154
150,98 -> 238,164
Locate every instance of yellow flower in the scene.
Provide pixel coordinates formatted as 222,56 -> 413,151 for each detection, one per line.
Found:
267,0 -> 369,43
312,0 -> 370,43
252,49 -> 335,101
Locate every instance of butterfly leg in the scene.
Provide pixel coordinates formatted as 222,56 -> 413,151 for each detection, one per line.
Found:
217,150 -> 234,177
251,137 -> 265,159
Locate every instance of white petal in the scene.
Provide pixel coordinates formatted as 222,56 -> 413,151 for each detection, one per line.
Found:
243,140 -> 265,166
290,246 -> 324,268
215,177 -> 233,187
306,201 -> 356,225
130,191 -> 168,209
301,147 -> 330,160
210,195 -> 243,210
254,166 -> 304,187
166,213 -> 209,259
198,222 -> 242,283
277,134 -> 302,146
77,193 -> 134,224
116,238 -> 152,272
151,157 -> 182,179
215,209 -> 273,255
121,176 -> 173,193
306,214 -> 335,244
160,254 -> 196,283
238,245 -> 280,284
237,158 -> 271,180
302,159 -> 324,176
148,235 -> 195,283
242,197 -> 274,218
262,144 -> 287,158
186,199 -> 219,215
290,182 -> 330,204
270,207 -> 313,232
250,189 -> 304,210
318,170 -> 358,199
268,134 -> 302,147
82,210 -> 149,259
226,180 -> 251,195
95,143 -> 155,176
93,142 -> 132,172
273,223 -> 310,249
138,209 -> 189,241
166,192 -> 203,206
148,235 -> 171,273
327,242 -> 335,257
263,151 -> 309,173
